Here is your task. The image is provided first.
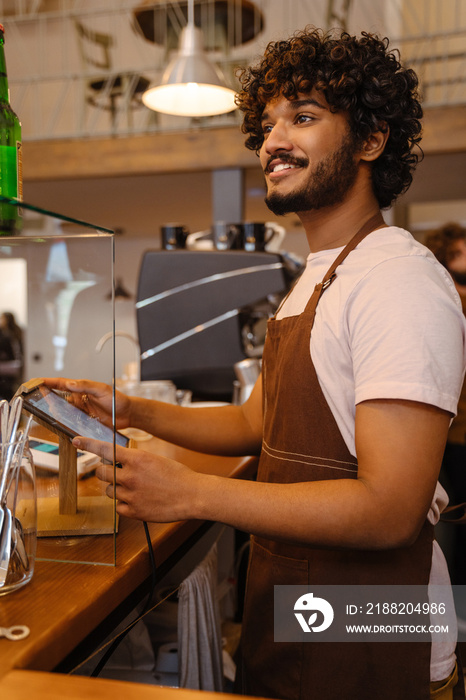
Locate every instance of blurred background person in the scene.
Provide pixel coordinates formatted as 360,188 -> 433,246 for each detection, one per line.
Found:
0,311 -> 23,400
426,222 -> 466,584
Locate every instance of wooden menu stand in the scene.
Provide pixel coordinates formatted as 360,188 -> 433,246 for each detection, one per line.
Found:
57,433 -> 78,514
31,415 -> 78,515
28,414 -> 116,537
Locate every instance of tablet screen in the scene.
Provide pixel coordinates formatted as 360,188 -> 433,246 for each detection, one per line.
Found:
23,384 -> 128,447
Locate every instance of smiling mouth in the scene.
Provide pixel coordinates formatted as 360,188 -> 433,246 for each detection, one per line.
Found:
271,163 -> 298,173
266,156 -> 308,175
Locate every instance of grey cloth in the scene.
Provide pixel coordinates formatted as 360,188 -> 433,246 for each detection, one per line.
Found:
177,542 -> 224,691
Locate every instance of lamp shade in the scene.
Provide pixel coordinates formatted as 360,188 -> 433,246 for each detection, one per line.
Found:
142,24 -> 237,117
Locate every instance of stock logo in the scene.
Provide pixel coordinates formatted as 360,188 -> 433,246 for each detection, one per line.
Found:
294,592 -> 334,633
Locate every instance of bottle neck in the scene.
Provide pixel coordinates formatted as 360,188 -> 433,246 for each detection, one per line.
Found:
0,33 -> 10,104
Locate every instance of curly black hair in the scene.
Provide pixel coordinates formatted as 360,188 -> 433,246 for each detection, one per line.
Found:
236,28 -> 423,209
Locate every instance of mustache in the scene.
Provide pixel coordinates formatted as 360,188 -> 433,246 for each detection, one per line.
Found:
265,154 -> 309,173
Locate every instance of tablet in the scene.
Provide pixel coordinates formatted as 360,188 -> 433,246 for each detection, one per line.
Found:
19,381 -> 129,447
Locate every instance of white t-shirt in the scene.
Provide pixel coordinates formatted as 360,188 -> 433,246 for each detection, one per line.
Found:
276,225 -> 466,681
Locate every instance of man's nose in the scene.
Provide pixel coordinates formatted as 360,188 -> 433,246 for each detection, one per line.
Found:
264,122 -> 293,154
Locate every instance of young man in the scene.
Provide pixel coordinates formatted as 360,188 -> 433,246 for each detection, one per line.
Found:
47,28 -> 466,700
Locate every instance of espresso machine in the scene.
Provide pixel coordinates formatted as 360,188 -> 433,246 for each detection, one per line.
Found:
136,220 -> 304,401
137,254 -> 301,400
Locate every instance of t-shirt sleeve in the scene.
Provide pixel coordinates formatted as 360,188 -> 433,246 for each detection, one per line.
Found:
347,255 -> 466,414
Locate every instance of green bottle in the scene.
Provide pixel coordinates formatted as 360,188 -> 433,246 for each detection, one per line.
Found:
0,23 -> 22,234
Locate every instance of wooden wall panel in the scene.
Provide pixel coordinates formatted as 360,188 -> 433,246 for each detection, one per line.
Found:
22,106 -> 466,183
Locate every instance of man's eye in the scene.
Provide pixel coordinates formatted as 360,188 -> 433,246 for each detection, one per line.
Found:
296,114 -> 314,124
262,124 -> 273,135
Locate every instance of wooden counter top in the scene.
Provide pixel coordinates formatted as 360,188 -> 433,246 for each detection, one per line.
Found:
0,436 -> 257,679
3,669 -> 262,700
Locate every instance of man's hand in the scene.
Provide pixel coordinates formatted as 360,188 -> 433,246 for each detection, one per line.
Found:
42,377 -> 132,431
72,435 -> 203,523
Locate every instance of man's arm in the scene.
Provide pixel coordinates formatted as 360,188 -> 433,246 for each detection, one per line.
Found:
80,397 -> 450,550
191,398 -> 449,548
129,375 -> 263,456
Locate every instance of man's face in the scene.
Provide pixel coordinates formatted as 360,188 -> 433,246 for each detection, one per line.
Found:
259,90 -> 362,216
446,238 -> 466,287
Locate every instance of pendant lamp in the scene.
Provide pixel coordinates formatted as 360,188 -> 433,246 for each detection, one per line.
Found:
142,0 -> 237,117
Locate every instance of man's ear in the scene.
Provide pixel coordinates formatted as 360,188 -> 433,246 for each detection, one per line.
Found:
360,127 -> 390,162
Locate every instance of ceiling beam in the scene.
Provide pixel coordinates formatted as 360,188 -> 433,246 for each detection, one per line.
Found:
22,105 -> 466,183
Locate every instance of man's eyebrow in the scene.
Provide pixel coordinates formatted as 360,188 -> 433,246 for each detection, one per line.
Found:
261,98 -> 328,122
289,98 -> 328,111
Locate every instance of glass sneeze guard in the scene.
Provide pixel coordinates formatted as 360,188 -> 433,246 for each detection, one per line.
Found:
0,196 -> 118,566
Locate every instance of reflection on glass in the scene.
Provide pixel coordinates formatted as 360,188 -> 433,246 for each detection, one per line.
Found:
44,240 -> 96,372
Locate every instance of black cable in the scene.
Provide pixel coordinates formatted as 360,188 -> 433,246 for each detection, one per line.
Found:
142,521 -> 157,612
89,520 -> 157,678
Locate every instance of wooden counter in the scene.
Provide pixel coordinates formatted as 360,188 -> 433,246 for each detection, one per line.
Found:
3,669 -> 256,699
0,436 -> 257,679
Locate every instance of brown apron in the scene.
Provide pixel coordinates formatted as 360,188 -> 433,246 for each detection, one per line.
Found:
236,214 -> 465,700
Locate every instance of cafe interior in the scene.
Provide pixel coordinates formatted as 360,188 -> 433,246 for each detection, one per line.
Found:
0,0 -> 466,698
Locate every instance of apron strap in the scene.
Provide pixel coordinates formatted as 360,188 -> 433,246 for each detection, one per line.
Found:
306,211 -> 386,329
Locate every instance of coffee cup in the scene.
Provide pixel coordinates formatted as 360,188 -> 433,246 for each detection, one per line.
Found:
161,224 -> 189,250
213,222 -> 243,250
243,221 -> 285,252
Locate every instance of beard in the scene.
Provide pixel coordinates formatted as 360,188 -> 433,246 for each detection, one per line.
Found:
264,132 -> 361,216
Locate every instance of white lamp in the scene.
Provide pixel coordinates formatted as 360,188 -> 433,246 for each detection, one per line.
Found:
142,0 -> 237,117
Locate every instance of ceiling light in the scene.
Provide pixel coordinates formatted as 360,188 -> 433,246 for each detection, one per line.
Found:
142,1 -> 237,117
